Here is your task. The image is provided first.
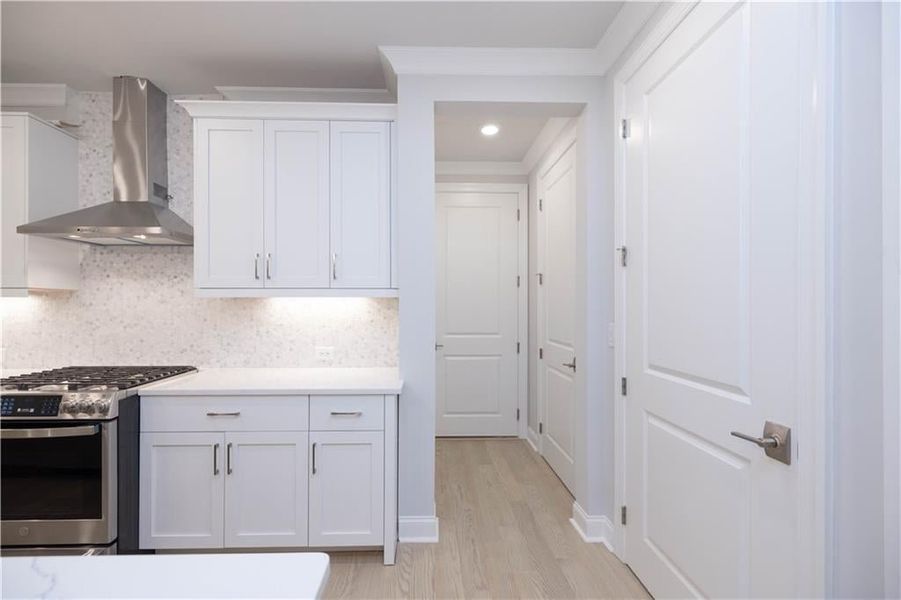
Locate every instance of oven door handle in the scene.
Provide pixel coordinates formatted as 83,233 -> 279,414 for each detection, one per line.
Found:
0,424 -> 100,439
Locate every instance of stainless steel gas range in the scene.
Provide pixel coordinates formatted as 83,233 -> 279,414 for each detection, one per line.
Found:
0,366 -> 196,556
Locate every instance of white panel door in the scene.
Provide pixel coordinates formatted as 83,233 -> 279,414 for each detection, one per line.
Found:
436,189 -> 519,436
195,119 -> 264,288
537,142 -> 577,493
308,431 -> 384,547
140,432 -> 225,549
1,115 -> 27,289
264,120 -> 330,288
329,121 -> 391,288
224,431 -> 308,548
623,3 -> 811,597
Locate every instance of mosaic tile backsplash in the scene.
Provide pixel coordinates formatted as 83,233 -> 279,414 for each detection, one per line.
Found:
1,92 -> 399,369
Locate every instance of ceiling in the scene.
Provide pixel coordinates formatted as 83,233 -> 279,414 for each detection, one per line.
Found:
435,102 -> 583,162
0,2 -> 623,94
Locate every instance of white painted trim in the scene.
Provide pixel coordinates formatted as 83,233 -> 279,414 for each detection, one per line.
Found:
175,100 -> 396,121
521,118 -> 573,174
195,288 -> 398,298
435,161 -> 527,176
379,3 -> 662,82
379,46 -> 603,78
882,2 -> 901,597
569,502 -> 614,552
0,112 -> 79,140
434,182 -> 529,439
216,86 -> 394,104
0,83 -> 70,107
611,3 -> 831,594
398,516 -> 439,543
594,2 -> 661,76
525,428 -> 540,453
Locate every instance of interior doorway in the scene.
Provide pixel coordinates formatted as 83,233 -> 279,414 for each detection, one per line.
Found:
433,101 -> 584,494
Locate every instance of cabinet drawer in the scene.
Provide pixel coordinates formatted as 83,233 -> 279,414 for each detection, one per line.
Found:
142,396 -> 309,432
310,395 -> 384,431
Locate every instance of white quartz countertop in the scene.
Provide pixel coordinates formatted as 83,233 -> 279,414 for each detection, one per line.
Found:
1,552 -> 329,599
140,367 -> 403,396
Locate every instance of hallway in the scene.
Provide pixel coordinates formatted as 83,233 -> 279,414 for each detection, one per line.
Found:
325,438 -> 648,599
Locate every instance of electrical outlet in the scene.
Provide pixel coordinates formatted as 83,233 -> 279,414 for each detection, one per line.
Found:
315,346 -> 335,364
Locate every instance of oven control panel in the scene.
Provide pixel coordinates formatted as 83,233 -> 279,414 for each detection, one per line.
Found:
1,395 -> 62,417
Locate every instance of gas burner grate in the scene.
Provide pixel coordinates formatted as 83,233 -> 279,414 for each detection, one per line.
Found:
1,366 -> 196,391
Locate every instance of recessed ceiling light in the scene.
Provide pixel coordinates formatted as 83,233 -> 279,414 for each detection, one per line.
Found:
133,234 -> 147,240
67,234 -> 81,239
480,123 -> 499,137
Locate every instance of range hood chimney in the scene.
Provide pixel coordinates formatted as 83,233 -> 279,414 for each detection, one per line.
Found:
17,76 -> 193,245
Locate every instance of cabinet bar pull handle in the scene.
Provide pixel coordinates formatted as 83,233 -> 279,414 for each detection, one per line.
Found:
332,253 -> 338,280
206,411 -> 240,417
330,411 -> 363,416
226,442 -> 233,474
266,253 -> 272,280
254,253 -> 261,280
213,443 -> 220,475
312,442 -> 317,475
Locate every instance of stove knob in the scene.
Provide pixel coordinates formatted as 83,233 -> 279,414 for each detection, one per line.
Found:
61,401 -> 78,414
93,399 -> 111,416
76,399 -> 94,414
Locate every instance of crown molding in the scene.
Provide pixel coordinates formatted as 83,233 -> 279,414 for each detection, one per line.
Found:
0,83 -> 72,107
435,161 -> 528,176
216,86 -> 394,104
175,100 -> 396,121
379,3 -> 662,83
522,117 -> 573,174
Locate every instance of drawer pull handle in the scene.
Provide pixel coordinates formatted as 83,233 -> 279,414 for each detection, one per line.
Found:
330,411 -> 363,416
206,411 -> 241,417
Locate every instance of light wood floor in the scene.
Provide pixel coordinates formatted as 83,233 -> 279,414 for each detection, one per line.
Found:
324,438 -> 650,599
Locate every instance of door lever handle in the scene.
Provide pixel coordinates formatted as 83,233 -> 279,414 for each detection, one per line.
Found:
730,421 -> 792,465
562,357 -> 577,372
730,431 -> 780,448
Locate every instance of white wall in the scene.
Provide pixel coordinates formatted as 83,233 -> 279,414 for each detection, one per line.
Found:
395,74 -> 609,531
831,3 -> 887,597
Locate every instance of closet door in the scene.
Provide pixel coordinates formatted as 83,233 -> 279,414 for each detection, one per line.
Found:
329,122 -> 391,288
194,119 -> 264,288
264,121 -> 330,288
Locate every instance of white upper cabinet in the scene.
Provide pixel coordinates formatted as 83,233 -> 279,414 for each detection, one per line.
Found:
194,119 -> 264,288
1,113 -> 79,296
182,102 -> 395,296
264,121 -> 330,288
329,122 -> 391,289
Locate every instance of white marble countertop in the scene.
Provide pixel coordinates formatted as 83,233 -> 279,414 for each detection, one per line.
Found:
1,552 -> 330,599
140,367 -> 403,396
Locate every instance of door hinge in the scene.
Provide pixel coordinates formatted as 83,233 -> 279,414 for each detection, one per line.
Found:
618,246 -> 628,267
517,275 -> 521,288
517,208 -> 521,221
537,273 -> 544,285
516,341 -> 521,354
621,505 -> 627,525
621,118 -> 631,139
516,408 -> 520,421
539,422 -> 543,434
539,347 -> 544,360
621,377 -> 628,396
539,198 -> 544,211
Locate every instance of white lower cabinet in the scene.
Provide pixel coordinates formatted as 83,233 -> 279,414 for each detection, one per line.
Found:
309,431 -> 384,547
140,394 -> 398,564
140,432 -> 225,549
224,431 -> 308,548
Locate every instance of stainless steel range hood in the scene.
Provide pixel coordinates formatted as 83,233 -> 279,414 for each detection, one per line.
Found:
17,76 -> 193,246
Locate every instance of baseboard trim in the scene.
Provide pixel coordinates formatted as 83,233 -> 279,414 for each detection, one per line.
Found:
570,501 -> 614,553
398,516 -> 439,543
526,428 -> 540,452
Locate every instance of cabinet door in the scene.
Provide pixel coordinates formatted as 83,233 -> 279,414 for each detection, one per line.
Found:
264,121 -> 330,288
1,115 -> 27,289
195,119 -> 264,288
309,431 -> 384,547
140,432 -> 225,549
329,122 -> 391,288
224,431 -> 308,548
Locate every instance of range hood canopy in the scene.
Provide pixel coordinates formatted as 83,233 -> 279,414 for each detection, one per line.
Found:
17,76 -> 193,246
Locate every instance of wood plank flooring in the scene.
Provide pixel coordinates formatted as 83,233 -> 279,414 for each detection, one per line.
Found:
324,438 -> 649,599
